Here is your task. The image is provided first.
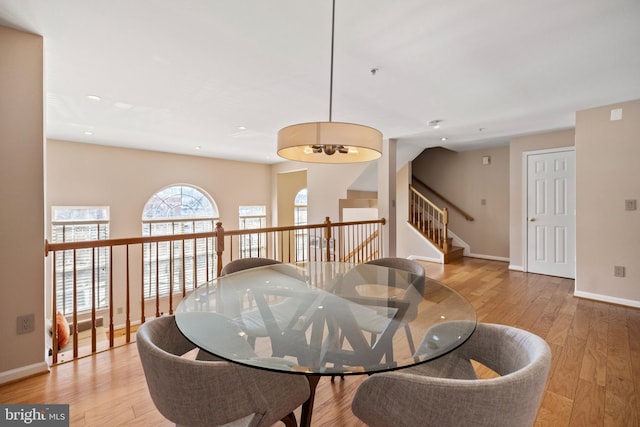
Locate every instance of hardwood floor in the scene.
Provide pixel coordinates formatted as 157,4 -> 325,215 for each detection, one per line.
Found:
1,258 -> 638,426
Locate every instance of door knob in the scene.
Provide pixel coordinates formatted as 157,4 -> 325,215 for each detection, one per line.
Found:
529,218 -> 536,222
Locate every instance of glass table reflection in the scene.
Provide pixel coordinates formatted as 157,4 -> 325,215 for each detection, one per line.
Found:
175,261 -> 476,427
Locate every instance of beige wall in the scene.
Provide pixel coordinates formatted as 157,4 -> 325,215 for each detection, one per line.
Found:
508,129 -> 575,269
272,161 -> 372,224
575,99 -> 640,306
276,170 -> 306,227
45,139 -> 273,328
47,140 -> 272,237
0,26 -> 46,382
412,146 -> 510,259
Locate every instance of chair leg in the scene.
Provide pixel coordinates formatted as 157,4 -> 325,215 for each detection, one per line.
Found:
281,412 -> 298,427
247,335 -> 256,349
404,324 -> 416,355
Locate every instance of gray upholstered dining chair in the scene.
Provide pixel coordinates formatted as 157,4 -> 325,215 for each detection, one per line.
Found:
351,322 -> 551,427
136,315 -> 310,427
356,257 -> 426,354
220,257 -> 282,276
220,257 -> 302,348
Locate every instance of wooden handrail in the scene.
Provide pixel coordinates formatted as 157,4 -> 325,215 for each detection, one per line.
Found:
341,229 -> 379,263
408,185 -> 446,217
45,217 -> 385,364
44,218 -> 387,254
412,176 -> 474,221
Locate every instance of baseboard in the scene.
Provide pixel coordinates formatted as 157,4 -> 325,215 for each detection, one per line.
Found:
465,253 -> 510,263
408,249 -> 509,264
0,361 -> 49,385
112,318 -> 143,332
408,254 -> 443,264
509,265 -> 524,272
406,226 -> 445,263
446,230 -> 470,255
574,290 -> 640,309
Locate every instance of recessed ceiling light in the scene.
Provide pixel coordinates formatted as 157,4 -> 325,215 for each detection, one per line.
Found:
237,126 -> 247,131
195,145 -> 202,150
428,120 -> 442,129
441,137 -> 448,141
114,102 -> 133,110
84,131 -> 93,135
87,95 -> 102,101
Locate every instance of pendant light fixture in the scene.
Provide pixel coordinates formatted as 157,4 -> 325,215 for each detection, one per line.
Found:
277,0 -> 383,164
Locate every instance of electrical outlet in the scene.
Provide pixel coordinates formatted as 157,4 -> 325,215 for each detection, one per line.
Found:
17,314 -> 35,335
614,265 -> 626,278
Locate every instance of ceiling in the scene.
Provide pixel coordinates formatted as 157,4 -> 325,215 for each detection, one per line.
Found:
1,0 -> 639,165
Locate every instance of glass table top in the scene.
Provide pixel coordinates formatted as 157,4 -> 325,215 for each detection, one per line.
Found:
175,261 -> 476,376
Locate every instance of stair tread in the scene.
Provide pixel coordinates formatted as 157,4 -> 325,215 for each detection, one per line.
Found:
407,220 -> 464,263
444,246 -> 464,263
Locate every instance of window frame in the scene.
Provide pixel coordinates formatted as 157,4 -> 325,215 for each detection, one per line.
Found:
51,206 -> 110,316
141,185 -> 219,299
238,205 -> 267,258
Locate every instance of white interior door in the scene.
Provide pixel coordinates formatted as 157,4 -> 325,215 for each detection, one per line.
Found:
526,149 -> 576,278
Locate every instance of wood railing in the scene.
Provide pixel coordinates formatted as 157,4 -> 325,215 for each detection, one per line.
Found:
409,185 -> 449,251
412,176 -> 474,221
340,229 -> 380,263
44,217 -> 385,364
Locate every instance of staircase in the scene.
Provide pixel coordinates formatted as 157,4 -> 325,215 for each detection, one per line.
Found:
408,184 -> 464,263
442,238 -> 464,263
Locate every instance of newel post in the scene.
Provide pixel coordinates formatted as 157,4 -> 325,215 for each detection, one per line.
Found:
215,221 -> 224,277
442,208 -> 449,251
323,217 -> 332,261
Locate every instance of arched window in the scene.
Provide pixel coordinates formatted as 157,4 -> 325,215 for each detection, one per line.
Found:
142,185 -> 219,299
142,185 -> 217,221
294,188 -> 308,261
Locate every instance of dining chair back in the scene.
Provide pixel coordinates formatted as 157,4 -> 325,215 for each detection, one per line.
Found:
361,257 -> 426,354
351,322 -> 551,427
136,315 -> 309,427
365,257 -> 426,293
219,257 -> 299,348
220,257 -> 282,276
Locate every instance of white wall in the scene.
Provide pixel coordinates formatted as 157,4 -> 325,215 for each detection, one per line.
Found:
0,26 -> 47,383
396,164 -> 443,262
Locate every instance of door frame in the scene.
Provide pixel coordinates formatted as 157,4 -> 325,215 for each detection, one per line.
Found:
521,146 -> 576,276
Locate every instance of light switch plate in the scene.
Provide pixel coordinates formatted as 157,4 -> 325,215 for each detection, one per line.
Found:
611,108 -> 623,121
625,199 -> 637,211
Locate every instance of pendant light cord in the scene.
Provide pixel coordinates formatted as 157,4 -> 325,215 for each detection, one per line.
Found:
329,0 -> 335,122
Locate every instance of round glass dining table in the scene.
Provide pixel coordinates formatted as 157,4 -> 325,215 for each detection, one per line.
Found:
175,261 -> 476,427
